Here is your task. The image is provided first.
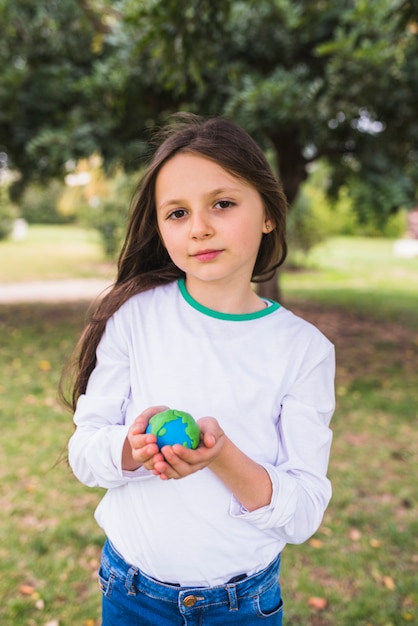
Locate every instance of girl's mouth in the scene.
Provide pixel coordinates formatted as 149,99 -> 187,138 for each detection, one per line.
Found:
192,249 -> 223,262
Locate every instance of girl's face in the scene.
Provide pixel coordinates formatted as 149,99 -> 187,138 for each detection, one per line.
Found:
155,153 -> 271,302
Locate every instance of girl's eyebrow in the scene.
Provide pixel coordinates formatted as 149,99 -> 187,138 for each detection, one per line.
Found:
157,186 -> 243,211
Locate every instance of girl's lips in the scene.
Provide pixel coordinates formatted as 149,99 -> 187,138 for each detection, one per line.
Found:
192,249 -> 223,262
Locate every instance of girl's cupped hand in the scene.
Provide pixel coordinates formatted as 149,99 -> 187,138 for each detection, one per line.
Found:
152,416 -> 226,481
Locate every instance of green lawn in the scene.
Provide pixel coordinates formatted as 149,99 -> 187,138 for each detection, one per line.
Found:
0,225 -> 115,282
0,228 -> 417,625
283,236 -> 418,329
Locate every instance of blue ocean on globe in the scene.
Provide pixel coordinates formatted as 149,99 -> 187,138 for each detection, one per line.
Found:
154,417 -> 194,448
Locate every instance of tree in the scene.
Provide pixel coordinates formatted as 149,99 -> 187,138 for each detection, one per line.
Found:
1,1 -> 417,295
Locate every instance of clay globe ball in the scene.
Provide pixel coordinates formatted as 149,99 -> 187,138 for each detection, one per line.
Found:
145,409 -> 200,450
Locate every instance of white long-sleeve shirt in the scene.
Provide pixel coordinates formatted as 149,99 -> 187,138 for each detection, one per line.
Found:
69,279 -> 335,586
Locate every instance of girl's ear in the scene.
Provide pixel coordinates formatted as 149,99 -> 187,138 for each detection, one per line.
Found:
262,220 -> 275,234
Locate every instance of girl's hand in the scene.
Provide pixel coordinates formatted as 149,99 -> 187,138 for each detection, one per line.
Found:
122,405 -> 168,471
151,417 -> 227,480
125,411 -> 272,511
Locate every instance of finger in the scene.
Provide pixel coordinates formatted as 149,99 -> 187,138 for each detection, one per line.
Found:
197,417 -> 223,442
133,405 -> 170,432
140,405 -> 170,421
155,447 -> 191,477
153,459 -> 180,479
202,432 -> 217,448
159,446 -> 209,476
133,443 -> 159,465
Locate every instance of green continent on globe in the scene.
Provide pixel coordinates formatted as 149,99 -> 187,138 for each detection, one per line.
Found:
146,409 -> 200,449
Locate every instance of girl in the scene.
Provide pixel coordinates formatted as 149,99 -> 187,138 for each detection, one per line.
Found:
66,114 -> 335,625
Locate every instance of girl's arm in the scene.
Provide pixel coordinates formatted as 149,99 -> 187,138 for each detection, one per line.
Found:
68,311 -> 156,489
148,345 -> 335,544
206,436 -> 273,511
150,422 -> 273,512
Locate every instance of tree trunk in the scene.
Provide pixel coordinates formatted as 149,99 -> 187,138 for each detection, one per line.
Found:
257,130 -> 308,302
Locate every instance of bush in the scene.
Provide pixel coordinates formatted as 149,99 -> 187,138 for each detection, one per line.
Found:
90,197 -> 129,258
381,209 -> 408,239
86,170 -> 138,259
332,186 -> 409,238
286,185 -> 336,266
20,180 -> 74,224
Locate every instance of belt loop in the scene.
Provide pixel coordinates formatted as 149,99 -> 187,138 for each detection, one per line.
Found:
226,584 -> 239,611
126,566 -> 139,595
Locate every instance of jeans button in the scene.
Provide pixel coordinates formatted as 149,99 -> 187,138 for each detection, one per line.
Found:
183,595 -> 197,607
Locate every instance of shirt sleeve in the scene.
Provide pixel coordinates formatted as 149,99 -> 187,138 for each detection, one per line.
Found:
68,311 -> 152,489
230,344 -> 335,544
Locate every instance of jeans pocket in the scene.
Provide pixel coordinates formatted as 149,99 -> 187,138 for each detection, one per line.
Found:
98,558 -> 116,598
255,577 -> 284,618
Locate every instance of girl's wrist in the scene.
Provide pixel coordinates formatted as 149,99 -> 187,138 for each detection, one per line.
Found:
122,436 -> 142,471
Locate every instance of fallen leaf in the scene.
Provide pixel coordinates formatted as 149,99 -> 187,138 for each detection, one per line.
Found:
35,598 -> 45,610
19,584 -> 35,596
308,596 -> 327,611
45,621 -> 60,626
309,538 -> 323,548
383,575 -> 396,590
39,360 -> 51,371
370,538 -> 381,548
84,620 -> 96,626
401,613 -> 414,621
349,528 -> 362,541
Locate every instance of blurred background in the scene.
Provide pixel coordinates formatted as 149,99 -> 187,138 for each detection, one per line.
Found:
0,1 -> 417,625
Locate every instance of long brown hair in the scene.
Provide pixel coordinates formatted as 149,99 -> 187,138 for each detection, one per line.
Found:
61,113 -> 288,411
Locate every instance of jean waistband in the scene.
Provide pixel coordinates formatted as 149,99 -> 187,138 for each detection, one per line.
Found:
102,539 -> 281,603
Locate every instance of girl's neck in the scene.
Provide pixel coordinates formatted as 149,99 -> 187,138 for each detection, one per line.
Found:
183,277 -> 266,315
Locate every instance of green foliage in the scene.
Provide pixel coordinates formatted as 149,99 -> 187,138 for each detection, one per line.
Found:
1,0 -> 417,232
285,159 -> 408,266
88,194 -> 129,259
381,209 -> 408,239
78,168 -> 137,259
0,0 -> 107,190
286,189 -> 335,266
20,180 -> 74,224
336,197 -> 407,239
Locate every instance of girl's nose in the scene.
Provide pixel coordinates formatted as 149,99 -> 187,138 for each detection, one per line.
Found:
190,212 -> 214,239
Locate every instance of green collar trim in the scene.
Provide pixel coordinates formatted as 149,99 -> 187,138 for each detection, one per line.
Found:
178,279 -> 280,321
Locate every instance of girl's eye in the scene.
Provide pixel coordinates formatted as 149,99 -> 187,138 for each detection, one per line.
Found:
215,200 -> 234,209
168,209 -> 187,220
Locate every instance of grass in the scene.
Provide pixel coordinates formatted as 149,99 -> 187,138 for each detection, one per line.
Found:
0,225 -> 115,283
282,303 -> 418,625
0,227 -> 417,625
283,236 -> 418,329
0,303 -> 104,625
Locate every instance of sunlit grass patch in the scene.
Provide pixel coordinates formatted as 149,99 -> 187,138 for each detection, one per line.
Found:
0,225 -> 115,282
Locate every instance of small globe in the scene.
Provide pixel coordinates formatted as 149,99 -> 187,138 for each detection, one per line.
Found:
145,409 -> 200,450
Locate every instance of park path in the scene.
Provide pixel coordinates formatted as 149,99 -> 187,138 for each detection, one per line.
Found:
0,279 -> 112,303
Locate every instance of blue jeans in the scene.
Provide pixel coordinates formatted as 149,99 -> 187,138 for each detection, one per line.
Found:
99,540 -> 283,625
